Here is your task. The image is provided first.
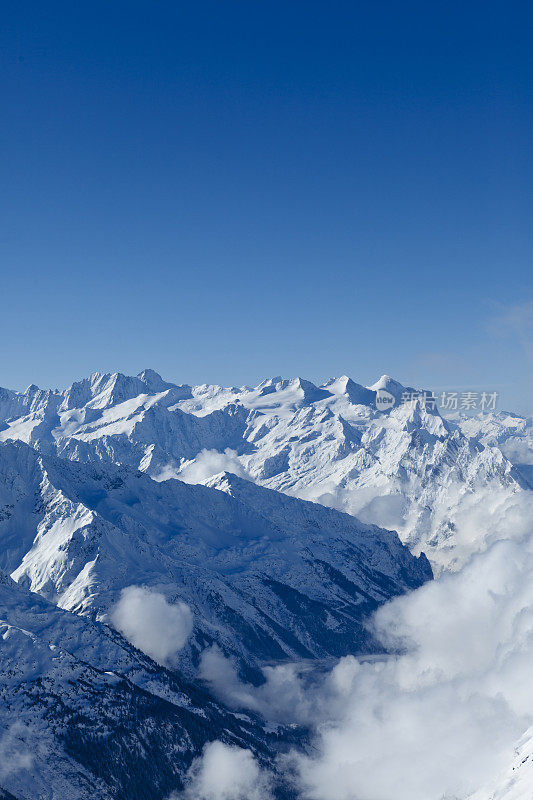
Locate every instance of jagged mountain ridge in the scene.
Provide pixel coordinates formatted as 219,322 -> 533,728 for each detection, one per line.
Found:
0,369 -> 528,570
455,410 -> 533,489
0,439 -> 430,679
0,420 -> 430,800
0,571 -> 288,800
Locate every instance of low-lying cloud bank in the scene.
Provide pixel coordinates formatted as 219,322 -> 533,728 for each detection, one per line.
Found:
199,644 -> 355,728
307,480 -> 533,573
292,538 -> 533,800
110,586 -> 193,666
197,491 -> 533,800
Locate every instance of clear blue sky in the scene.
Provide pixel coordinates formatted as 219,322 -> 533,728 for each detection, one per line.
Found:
1,1 -> 532,413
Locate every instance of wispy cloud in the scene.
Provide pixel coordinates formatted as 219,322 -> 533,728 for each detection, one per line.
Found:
488,300 -> 533,361
0,722 -> 33,780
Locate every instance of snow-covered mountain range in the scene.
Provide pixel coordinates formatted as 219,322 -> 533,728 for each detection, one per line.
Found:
0,439 -> 430,681
1,369 -> 531,800
0,370 -> 529,570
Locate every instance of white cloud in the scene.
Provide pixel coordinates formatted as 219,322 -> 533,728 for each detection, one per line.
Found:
500,437 -> 533,467
110,586 -> 193,666
301,479 -> 533,574
151,464 -> 182,482
197,490 -> 533,800
199,644 -> 354,727
174,741 -> 273,800
0,722 -> 33,780
290,530 -> 533,800
178,448 -> 249,484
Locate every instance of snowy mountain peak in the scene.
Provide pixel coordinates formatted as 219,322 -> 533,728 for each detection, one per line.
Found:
257,376 -> 283,389
59,370 -> 191,412
369,373 -> 408,398
257,376 -> 330,402
137,368 -> 178,392
322,375 -> 376,406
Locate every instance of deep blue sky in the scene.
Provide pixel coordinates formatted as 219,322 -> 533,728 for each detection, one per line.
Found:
1,2 -> 532,412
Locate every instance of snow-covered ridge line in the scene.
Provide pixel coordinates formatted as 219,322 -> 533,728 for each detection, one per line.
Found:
0,439 -> 431,678
0,568 -> 285,800
1,369 -> 529,570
